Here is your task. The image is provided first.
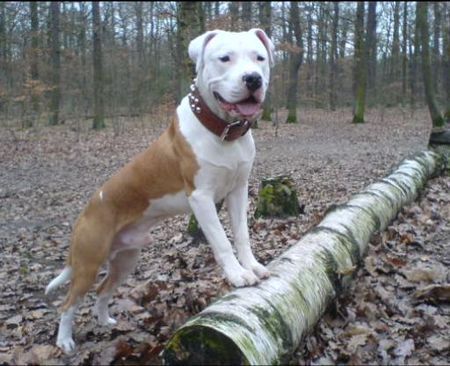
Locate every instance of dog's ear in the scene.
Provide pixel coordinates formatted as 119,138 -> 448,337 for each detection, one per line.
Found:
250,28 -> 275,67
189,30 -> 221,72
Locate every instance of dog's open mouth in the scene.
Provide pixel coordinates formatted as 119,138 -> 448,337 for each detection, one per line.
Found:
214,92 -> 262,118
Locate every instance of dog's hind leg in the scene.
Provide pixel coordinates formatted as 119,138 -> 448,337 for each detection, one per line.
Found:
95,248 -> 140,325
55,219 -> 114,353
56,264 -> 101,353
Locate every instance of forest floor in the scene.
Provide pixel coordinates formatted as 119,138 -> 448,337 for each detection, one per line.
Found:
0,107 -> 449,365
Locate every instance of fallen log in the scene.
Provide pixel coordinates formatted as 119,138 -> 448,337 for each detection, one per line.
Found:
163,151 -> 445,365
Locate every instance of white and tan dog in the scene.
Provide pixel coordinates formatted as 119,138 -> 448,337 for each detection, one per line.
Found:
46,29 -> 274,353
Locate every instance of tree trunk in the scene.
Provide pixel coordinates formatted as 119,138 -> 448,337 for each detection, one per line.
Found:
314,2 -> 326,108
432,2 -> 441,94
352,2 -> 367,124
78,2 -> 88,116
286,2 -> 303,124
29,1 -> 39,117
366,2 -> 377,94
176,2 -> 202,103
329,2 -> 339,111
339,12 -> 348,59
417,1 -> 444,128
402,2 -> 408,104
259,2 -> 272,121
229,2 -> 239,30
92,1 -> 105,129
391,2 -> 401,82
134,1 -> 144,113
305,3 -> 314,100
241,2 -> 252,30
49,1 -> 61,126
410,2 -> 420,108
443,3 -> 450,123
163,151 -> 444,365
0,2 -> 5,64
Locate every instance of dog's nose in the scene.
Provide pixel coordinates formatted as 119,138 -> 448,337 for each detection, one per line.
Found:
242,72 -> 262,91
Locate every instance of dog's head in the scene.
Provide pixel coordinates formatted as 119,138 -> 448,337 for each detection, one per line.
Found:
189,29 -> 274,122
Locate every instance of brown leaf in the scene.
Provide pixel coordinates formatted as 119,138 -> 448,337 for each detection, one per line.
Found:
402,264 -> 447,283
347,334 -> 368,352
115,339 -> 135,360
414,283 -> 450,303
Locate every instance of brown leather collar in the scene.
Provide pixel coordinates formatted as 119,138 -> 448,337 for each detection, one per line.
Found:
188,82 -> 253,142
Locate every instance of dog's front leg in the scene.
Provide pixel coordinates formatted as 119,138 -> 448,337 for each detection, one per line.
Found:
226,183 -> 270,279
189,190 -> 259,287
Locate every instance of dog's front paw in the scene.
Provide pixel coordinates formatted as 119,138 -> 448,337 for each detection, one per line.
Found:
226,267 -> 259,287
57,336 -> 76,354
250,261 -> 270,279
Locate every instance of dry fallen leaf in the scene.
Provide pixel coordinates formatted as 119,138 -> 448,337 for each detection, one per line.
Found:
347,334 -> 368,352
402,264 -> 447,283
414,283 -> 450,302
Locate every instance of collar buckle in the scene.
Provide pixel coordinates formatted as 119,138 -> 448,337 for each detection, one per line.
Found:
220,120 -> 248,141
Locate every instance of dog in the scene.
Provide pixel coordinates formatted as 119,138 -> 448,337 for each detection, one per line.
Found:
45,29 -> 275,353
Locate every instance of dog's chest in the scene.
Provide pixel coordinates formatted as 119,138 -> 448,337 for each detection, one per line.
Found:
145,155 -> 251,218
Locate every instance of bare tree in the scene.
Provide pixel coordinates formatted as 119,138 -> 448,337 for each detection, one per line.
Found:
92,1 -> 105,129
390,2 -> 401,81
242,2 -> 252,30
49,1 -> 61,126
432,2 -> 441,93
259,1 -> 272,121
366,2 -> 377,93
286,2 -> 304,123
176,2 -> 203,102
352,2 -> 368,124
229,2 -> 239,30
329,2 -> 339,111
417,1 -> 444,128
29,1 -> 39,118
402,1 -> 408,104
443,3 -> 450,123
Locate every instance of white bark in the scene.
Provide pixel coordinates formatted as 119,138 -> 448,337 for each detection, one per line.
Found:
163,151 -> 444,365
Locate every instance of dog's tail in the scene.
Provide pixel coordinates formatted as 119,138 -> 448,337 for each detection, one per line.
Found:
45,266 -> 72,295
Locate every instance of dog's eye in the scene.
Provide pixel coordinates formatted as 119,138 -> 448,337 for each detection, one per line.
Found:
257,55 -> 265,62
219,55 -> 230,63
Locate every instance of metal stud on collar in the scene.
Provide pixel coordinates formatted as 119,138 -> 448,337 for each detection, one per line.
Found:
189,82 -> 202,113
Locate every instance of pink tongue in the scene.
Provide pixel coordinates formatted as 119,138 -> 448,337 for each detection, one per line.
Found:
235,102 -> 260,116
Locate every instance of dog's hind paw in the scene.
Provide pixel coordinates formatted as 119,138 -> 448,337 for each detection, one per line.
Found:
57,336 -> 76,354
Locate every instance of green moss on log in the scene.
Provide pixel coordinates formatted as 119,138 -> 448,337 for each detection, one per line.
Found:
163,325 -> 246,365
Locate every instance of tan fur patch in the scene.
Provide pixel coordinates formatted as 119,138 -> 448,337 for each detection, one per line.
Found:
62,116 -> 199,310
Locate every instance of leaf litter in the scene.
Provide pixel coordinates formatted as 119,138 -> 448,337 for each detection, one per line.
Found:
0,107 -> 448,365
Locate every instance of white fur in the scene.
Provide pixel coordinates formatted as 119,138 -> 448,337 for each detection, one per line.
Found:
56,304 -> 77,353
45,266 -> 72,294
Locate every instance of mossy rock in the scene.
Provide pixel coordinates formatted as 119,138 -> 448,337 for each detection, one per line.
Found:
254,175 -> 303,219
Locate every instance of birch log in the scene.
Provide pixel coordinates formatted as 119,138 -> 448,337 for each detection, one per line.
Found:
163,151 -> 445,365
